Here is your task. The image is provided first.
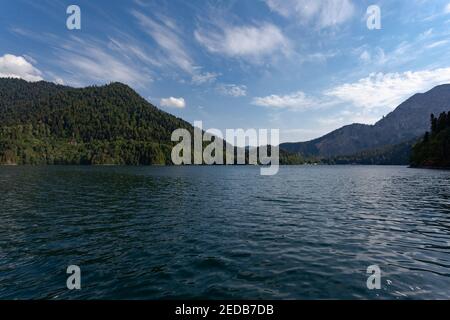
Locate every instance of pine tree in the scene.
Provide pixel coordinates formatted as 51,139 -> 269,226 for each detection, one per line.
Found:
431,114 -> 437,134
446,111 -> 450,129
437,112 -> 447,133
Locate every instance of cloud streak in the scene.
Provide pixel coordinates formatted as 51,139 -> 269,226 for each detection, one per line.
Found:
9,26 -> 157,87
132,10 -> 217,84
217,84 -> 247,97
54,36 -> 153,87
252,91 -> 320,110
195,22 -> 290,61
132,10 -> 195,74
265,0 -> 355,28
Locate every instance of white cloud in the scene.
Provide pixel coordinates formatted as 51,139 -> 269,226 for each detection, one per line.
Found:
326,67 -> 450,110
195,23 -> 289,60
192,71 -> 219,85
0,54 -> 43,82
265,0 -> 355,28
445,3 -> 450,14
252,91 -> 319,110
217,84 -> 247,97
160,97 -> 186,108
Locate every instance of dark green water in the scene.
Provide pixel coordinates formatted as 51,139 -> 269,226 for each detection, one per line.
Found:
0,166 -> 449,299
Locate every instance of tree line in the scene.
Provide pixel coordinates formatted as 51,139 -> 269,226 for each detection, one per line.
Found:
411,111 -> 450,168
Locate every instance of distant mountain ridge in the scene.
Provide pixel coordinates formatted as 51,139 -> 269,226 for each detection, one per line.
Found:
281,84 -> 450,157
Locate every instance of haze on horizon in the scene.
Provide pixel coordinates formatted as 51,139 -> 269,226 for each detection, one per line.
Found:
1,0 -> 450,143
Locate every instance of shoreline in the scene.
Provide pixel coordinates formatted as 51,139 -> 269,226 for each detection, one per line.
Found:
0,163 -> 412,167
409,165 -> 450,170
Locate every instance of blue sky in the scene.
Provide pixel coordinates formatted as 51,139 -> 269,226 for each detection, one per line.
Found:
1,0 -> 450,143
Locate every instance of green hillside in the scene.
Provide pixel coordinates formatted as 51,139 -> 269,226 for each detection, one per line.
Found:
411,112 -> 450,168
0,79 -> 192,165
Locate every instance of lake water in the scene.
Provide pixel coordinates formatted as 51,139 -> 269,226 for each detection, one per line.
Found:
0,166 -> 450,299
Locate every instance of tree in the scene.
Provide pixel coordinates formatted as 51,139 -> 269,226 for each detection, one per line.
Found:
447,111 -> 450,129
431,114 -> 437,134
411,111 -> 450,168
437,112 -> 447,133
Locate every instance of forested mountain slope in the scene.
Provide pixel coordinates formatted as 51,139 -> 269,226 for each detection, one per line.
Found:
0,79 -> 192,165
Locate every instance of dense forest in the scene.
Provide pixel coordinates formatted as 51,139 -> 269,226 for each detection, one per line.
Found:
0,79 -> 193,165
410,112 -> 450,168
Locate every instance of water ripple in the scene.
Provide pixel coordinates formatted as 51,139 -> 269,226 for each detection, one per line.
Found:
0,165 -> 450,299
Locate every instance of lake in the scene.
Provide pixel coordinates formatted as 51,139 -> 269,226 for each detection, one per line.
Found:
0,166 -> 449,299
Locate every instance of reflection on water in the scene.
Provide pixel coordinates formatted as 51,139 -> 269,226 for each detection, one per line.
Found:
0,165 -> 449,299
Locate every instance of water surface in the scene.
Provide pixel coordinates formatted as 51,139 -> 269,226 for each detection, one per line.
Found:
0,166 -> 449,299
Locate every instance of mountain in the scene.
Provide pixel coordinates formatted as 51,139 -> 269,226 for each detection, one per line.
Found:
0,78 -> 193,165
411,111 -> 450,168
281,84 -> 450,157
